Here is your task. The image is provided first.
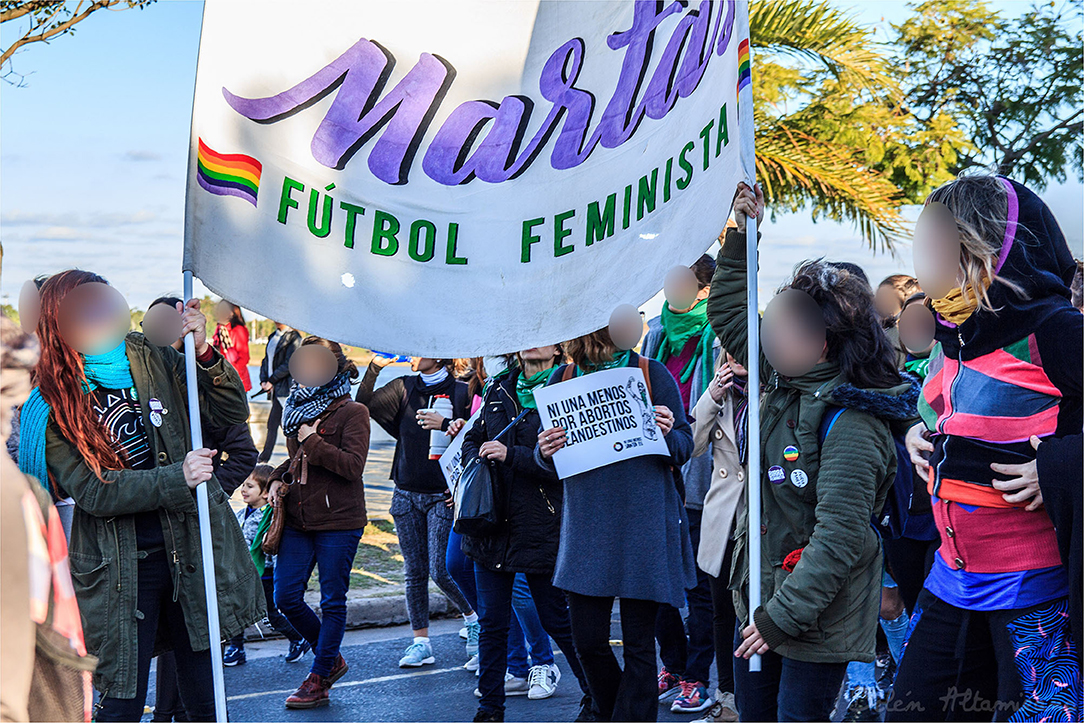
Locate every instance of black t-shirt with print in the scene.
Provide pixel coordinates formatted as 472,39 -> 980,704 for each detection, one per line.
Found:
91,386 -> 163,549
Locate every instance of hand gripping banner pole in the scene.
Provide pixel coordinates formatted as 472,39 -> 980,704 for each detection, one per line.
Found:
183,270 -> 229,722
744,210 -> 762,673
735,3 -> 762,673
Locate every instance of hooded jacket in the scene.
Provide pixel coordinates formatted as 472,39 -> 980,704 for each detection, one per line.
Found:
919,177 -> 1081,610
460,368 -> 563,574
707,228 -> 919,663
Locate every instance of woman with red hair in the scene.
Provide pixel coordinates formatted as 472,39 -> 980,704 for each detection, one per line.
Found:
17,270 -> 264,721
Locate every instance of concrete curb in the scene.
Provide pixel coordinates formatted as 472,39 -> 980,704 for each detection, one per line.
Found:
243,588 -> 456,642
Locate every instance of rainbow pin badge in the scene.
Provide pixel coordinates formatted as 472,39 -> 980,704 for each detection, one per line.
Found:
783,445 -> 799,462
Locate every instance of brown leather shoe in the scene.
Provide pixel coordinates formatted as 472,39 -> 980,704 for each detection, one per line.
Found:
284,673 -> 330,709
327,655 -> 349,686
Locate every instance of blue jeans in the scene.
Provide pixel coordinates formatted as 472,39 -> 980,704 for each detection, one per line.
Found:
475,567 -> 590,713
513,574 -> 555,668
733,624 -> 847,721
446,528 -> 553,673
274,526 -> 362,677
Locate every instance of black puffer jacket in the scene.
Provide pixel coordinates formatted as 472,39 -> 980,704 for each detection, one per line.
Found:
461,368 -> 562,575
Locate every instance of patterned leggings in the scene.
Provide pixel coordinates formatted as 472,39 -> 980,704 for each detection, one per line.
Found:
390,487 -> 472,630
888,591 -> 1081,722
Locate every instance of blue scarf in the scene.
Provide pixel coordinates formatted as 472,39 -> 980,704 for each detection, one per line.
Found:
18,342 -> 135,494
282,370 -> 353,438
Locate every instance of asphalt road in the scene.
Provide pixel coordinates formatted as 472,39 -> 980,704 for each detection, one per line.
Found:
151,617 -> 705,723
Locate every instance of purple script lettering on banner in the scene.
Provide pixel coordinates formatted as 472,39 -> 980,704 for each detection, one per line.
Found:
223,38 -> 455,184
223,0 -> 736,186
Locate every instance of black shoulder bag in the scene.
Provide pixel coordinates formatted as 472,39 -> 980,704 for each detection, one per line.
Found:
453,408 -> 530,536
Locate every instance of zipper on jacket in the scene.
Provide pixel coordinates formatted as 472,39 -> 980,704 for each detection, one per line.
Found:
165,514 -> 182,602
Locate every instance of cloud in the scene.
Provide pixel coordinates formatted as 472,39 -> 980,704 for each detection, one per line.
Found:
30,226 -> 82,240
2,210 -> 158,227
123,150 -> 162,162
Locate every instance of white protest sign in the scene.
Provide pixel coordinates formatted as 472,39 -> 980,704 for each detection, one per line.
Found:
534,366 -> 669,478
184,0 -> 753,356
439,410 -> 481,490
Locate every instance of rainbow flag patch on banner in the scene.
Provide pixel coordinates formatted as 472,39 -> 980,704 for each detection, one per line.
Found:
196,138 -> 261,206
737,38 -> 751,92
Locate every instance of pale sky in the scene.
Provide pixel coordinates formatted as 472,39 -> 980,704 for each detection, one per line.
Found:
2,0 -> 1081,325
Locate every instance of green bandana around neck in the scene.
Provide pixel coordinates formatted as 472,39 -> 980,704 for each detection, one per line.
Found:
516,367 -> 553,410
576,350 -> 631,376
654,300 -> 715,388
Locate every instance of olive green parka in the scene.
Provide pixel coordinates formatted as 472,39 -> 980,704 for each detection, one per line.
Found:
707,229 -> 920,663
47,334 -> 265,699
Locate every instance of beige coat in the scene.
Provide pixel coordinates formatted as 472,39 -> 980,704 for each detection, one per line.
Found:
690,386 -> 747,578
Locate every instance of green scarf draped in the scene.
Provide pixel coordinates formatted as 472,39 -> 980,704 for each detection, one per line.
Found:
654,300 -> 715,388
516,367 -> 553,410
250,505 -> 273,576
576,350 -> 631,376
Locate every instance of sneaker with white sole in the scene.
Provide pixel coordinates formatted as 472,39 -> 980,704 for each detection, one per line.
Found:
464,654 -> 480,672
460,626 -> 469,640
398,640 -> 435,668
671,680 -> 713,713
527,663 -> 561,700
465,621 -> 481,657
658,667 -> 681,701
475,672 -> 529,698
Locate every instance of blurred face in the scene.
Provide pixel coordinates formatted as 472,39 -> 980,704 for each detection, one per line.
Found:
240,477 -> 267,508
761,289 -> 827,378
289,344 -> 338,388
874,285 -> 904,321
913,201 -> 963,299
57,282 -> 131,356
142,302 -> 184,350
214,301 -> 233,324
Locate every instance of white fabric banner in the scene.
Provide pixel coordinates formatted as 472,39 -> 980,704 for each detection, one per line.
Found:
533,366 -> 669,477
184,0 -> 753,356
439,410 -> 481,490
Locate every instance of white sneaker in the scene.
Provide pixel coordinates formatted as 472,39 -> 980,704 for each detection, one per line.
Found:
459,626 -> 469,640
474,672 -> 530,698
527,663 -> 561,700
398,639 -> 435,668
464,654 -> 480,672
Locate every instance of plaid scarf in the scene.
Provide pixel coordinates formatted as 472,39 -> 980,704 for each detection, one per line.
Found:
213,323 -> 234,350
281,371 -> 352,438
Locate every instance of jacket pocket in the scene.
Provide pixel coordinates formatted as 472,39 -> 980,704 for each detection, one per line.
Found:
68,555 -> 111,653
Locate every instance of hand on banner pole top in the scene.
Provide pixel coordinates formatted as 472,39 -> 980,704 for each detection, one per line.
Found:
732,183 -> 764,233
175,299 -> 210,356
